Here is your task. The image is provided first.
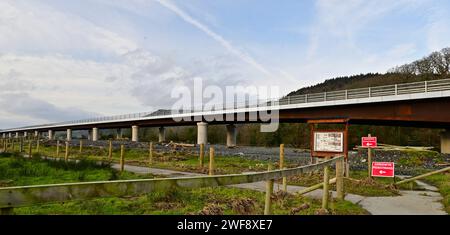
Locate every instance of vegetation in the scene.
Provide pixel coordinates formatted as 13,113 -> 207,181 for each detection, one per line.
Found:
286,170 -> 401,197
0,152 -> 367,215
422,172 -> 450,214
15,187 -> 368,215
0,152 -> 156,187
31,143 -> 287,175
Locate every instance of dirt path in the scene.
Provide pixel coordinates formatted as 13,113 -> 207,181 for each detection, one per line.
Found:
115,163 -> 446,215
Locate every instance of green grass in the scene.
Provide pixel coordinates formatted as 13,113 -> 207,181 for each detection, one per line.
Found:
396,150 -> 445,168
0,152 -> 156,187
0,150 -> 367,215
421,172 -> 450,214
15,187 -> 369,215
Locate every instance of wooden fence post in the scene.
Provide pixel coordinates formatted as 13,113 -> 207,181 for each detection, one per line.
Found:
19,137 -> 23,152
108,140 -> 112,161
280,144 -> 287,191
149,142 -> 153,166
11,139 -> 14,152
322,157 -> 330,210
336,157 -> 344,200
64,141 -> 69,162
79,140 -> 83,154
120,144 -> 125,172
56,140 -> 60,158
264,164 -> 274,215
199,143 -> 205,167
209,147 -> 215,176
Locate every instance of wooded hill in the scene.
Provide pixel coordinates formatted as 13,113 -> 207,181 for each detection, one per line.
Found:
288,47 -> 450,96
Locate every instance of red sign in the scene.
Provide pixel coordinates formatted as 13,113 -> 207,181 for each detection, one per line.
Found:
362,137 -> 377,148
371,162 -> 395,177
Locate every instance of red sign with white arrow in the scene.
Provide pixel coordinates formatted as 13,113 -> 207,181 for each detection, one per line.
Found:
371,162 -> 395,177
362,136 -> 377,148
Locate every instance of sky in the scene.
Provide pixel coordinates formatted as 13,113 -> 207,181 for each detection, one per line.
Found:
1,0 -> 450,129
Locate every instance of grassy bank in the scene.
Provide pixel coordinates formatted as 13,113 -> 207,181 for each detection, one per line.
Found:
422,172 -> 450,214
0,152 -> 156,187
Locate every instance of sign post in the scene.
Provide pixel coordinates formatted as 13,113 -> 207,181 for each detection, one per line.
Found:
371,162 -> 395,178
362,135 -> 377,179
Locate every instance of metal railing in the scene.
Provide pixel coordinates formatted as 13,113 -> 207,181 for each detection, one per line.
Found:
2,78 -> 450,132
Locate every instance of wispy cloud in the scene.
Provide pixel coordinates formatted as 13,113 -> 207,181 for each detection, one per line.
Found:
154,0 -> 274,78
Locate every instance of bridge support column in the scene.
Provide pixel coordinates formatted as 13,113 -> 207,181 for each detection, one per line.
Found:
441,130 -> 450,154
197,122 -> 208,145
158,127 -> 166,143
226,124 -> 237,147
15,132 -> 19,138
48,130 -> 53,140
131,125 -> 139,142
8,133 -> 12,138
34,131 -> 39,138
116,129 -> 122,139
66,129 -> 72,141
92,128 -> 99,142
23,132 -> 27,138
2,133 -> 5,138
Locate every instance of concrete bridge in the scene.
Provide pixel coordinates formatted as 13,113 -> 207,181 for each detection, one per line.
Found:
1,79 -> 450,153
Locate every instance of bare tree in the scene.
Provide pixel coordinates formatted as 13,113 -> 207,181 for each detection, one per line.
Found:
397,63 -> 416,75
414,57 -> 434,74
429,51 -> 447,75
441,47 -> 450,75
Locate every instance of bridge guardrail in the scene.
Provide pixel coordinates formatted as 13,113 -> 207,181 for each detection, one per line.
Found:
2,78 -> 450,132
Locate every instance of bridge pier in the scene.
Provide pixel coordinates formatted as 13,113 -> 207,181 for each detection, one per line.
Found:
15,132 -> 19,138
8,133 -> 12,138
158,127 -> 166,143
48,130 -> 53,140
23,132 -> 27,138
66,129 -> 72,141
441,130 -> 450,154
131,125 -> 139,142
92,128 -> 99,141
226,124 -> 237,147
197,122 -> 208,145
116,128 -> 122,140
34,131 -> 38,138
2,133 -> 5,138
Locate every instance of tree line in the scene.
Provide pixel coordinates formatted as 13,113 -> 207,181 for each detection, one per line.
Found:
389,47 -> 450,76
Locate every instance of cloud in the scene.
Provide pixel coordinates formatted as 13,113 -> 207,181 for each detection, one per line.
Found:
154,0 -> 273,77
0,0 -> 137,58
426,5 -> 450,52
0,93 -> 98,128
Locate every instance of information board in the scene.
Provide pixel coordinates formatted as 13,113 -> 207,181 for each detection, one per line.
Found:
313,131 -> 344,153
